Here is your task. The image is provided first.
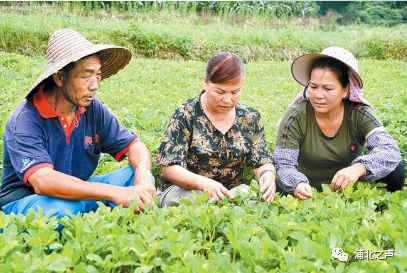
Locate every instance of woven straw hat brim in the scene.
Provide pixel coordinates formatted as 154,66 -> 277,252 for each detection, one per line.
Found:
26,44 -> 131,98
291,53 -> 363,88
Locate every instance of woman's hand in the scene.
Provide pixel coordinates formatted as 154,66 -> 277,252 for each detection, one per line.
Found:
294,182 -> 312,200
197,176 -> 234,201
331,163 -> 366,191
259,171 -> 276,202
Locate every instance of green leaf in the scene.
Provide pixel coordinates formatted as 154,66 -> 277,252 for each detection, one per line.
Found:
86,253 -> 103,264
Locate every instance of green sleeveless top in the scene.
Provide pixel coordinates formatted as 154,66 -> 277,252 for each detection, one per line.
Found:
276,100 -> 382,188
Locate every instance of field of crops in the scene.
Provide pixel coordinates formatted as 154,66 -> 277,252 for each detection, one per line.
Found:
1,184 -> 406,272
0,6 -> 406,273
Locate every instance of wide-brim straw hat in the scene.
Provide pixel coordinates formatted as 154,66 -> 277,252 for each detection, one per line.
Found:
291,46 -> 363,88
26,28 -> 131,98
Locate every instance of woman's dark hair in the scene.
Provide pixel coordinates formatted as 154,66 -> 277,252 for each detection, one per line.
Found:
308,57 -> 349,87
205,52 -> 244,84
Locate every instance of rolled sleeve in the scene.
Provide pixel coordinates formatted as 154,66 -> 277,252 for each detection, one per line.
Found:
273,145 -> 309,193
353,128 -> 402,182
273,106 -> 308,193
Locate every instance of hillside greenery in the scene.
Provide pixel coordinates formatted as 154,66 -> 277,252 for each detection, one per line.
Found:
0,8 -> 406,62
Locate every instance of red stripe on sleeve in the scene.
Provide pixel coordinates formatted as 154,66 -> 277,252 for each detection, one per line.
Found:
114,137 -> 140,162
23,163 -> 54,185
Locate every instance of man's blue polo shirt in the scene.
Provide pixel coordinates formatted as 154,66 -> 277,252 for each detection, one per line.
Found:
1,88 -> 138,191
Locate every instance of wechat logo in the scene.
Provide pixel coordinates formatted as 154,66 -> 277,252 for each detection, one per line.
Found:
331,247 -> 349,262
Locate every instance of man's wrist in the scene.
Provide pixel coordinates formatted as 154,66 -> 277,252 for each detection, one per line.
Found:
132,161 -> 150,171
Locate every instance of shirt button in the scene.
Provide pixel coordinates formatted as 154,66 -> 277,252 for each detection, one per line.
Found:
61,117 -> 64,121
64,124 -> 67,128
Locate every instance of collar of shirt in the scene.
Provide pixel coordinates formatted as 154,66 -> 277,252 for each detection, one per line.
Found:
32,86 -> 86,118
32,86 -> 87,143
196,94 -> 241,136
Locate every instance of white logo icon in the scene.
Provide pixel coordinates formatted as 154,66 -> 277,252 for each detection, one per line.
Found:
22,158 -> 30,166
21,157 -> 36,172
332,247 -> 349,262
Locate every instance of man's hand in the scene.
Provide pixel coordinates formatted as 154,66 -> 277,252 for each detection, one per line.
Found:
112,185 -> 154,211
331,163 -> 366,191
259,171 -> 276,202
294,182 -> 312,200
197,176 -> 234,201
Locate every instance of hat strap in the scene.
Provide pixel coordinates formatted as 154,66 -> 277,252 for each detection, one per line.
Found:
302,83 -> 309,100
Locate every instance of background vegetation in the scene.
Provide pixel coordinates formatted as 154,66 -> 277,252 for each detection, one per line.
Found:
1,2 -> 407,62
0,2 -> 406,272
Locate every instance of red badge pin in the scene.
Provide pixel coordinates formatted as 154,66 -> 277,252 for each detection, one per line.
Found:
349,143 -> 357,153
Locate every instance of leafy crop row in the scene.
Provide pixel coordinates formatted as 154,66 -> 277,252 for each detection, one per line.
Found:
0,182 -> 406,272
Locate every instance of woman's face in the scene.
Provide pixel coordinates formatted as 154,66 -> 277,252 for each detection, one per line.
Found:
204,74 -> 243,114
308,68 -> 348,115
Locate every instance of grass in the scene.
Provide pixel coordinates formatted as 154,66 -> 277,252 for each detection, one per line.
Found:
0,11 -> 406,61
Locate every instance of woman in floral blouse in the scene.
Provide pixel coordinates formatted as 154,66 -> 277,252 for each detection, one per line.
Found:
157,52 -> 276,207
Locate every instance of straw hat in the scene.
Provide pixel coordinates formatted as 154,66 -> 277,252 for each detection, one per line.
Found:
26,28 -> 131,98
291,46 -> 363,88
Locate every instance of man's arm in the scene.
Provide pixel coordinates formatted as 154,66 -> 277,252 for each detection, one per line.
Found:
125,141 -> 156,197
28,167 -> 153,207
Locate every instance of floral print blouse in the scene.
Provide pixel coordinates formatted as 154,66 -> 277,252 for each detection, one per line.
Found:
157,94 -> 272,190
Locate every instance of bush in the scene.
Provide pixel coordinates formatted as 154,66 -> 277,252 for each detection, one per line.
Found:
359,38 -> 407,61
122,23 -> 195,59
0,22 -> 49,56
0,8 -> 406,61
343,2 -> 406,26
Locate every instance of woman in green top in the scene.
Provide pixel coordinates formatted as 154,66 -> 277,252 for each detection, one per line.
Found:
274,46 -> 404,200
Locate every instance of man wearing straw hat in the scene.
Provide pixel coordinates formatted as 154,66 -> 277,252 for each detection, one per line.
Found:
0,29 -> 156,217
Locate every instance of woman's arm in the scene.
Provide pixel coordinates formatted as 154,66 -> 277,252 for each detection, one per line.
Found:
331,128 -> 401,190
273,145 -> 312,199
162,165 -> 233,200
253,163 -> 276,202
247,111 -> 276,201
274,105 -> 312,199
352,127 -> 402,182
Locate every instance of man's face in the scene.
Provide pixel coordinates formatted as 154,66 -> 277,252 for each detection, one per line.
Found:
62,55 -> 102,107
